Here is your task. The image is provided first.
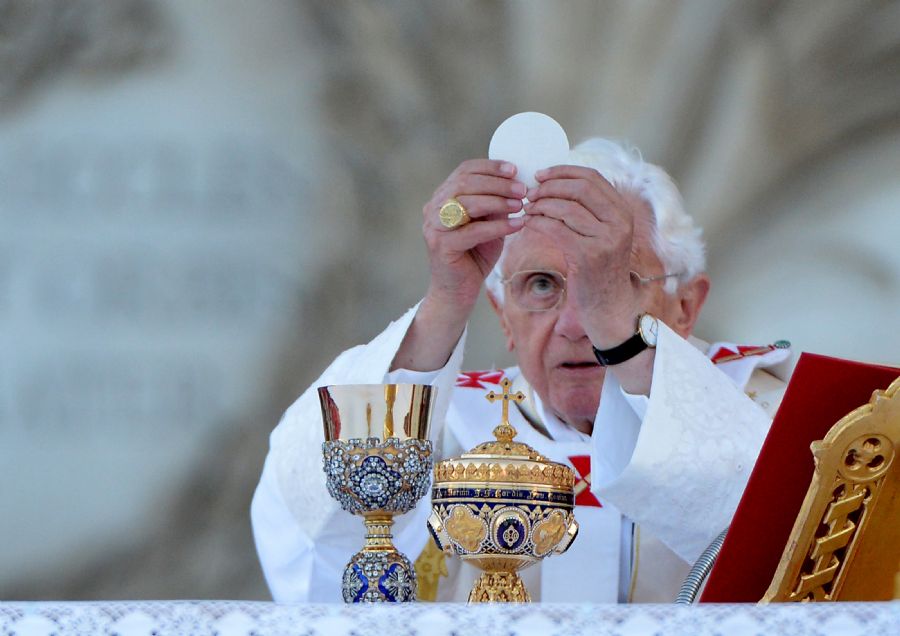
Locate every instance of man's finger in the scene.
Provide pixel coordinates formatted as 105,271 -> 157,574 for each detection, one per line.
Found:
455,159 -> 517,178
525,198 -> 597,237
527,178 -> 628,225
535,166 -> 622,202
453,195 -> 522,219
535,164 -> 603,182
440,216 -> 524,252
453,175 -> 527,200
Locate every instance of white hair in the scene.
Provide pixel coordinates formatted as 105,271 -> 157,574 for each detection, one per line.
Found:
485,137 -> 706,302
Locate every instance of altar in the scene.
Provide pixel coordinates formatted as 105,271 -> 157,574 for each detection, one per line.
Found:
1,601 -> 898,636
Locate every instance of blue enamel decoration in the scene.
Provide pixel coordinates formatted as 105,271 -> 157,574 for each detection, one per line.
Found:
378,562 -> 415,602
496,517 -> 527,551
343,563 -> 368,603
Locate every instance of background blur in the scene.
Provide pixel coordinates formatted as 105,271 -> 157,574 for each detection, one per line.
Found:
1,0 -> 899,600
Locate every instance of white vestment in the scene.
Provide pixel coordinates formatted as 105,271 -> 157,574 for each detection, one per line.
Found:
251,304 -> 790,603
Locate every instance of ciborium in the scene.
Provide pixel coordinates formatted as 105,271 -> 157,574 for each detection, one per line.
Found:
319,383 -> 435,603
427,378 -> 579,602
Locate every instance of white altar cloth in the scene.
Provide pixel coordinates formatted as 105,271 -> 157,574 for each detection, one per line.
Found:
1,601 -> 898,636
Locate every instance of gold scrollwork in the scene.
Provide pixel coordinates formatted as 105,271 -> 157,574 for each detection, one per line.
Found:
433,460 -> 575,489
786,480 -> 871,601
469,571 -> 531,603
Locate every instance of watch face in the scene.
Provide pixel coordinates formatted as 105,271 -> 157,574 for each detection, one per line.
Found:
639,314 -> 659,347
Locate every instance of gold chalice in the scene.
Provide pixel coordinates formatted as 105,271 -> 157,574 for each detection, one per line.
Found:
319,384 -> 435,603
427,378 -> 579,602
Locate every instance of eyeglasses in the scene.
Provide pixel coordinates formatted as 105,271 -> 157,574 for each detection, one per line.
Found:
628,271 -> 683,285
501,269 -> 684,312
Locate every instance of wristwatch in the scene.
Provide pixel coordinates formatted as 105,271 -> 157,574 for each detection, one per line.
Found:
592,313 -> 659,366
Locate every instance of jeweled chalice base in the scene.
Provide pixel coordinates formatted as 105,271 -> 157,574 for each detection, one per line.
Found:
323,437 -> 433,603
342,514 -> 417,603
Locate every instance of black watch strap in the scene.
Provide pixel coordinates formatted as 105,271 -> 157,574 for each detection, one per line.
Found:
592,333 -> 648,367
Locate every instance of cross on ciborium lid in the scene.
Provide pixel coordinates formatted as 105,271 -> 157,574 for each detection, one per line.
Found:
462,377 -> 545,460
486,377 -> 525,443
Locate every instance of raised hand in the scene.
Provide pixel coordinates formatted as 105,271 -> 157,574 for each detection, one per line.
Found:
391,160 -> 525,372
523,165 -> 640,345
422,159 -> 526,311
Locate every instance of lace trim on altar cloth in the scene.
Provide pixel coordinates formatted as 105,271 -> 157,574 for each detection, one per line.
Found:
0,600 -> 897,636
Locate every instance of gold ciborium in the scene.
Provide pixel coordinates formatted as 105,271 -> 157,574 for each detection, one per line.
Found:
319,384 -> 435,603
427,379 -> 579,602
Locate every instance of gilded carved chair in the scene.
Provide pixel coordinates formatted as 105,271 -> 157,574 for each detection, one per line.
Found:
762,376 -> 900,602
677,376 -> 900,603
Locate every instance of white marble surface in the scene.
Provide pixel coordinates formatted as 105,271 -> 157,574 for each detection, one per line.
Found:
1,601 -> 898,636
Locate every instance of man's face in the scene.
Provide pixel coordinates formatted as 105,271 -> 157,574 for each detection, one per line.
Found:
495,200 -> 683,434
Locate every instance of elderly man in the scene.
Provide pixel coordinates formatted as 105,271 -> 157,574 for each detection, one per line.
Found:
251,138 -> 789,602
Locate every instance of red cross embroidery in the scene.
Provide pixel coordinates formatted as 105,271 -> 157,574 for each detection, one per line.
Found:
711,344 -> 775,364
456,370 -> 505,389
569,455 -> 602,507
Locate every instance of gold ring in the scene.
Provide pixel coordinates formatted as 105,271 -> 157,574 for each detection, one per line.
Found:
439,198 -> 470,229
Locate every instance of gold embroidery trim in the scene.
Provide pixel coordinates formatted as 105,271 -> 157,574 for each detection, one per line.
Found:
414,539 -> 448,602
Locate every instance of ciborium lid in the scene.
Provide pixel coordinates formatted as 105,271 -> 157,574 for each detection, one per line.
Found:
433,378 -> 575,493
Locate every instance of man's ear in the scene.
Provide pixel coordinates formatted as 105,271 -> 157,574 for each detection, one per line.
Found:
487,290 -> 515,352
671,273 -> 710,338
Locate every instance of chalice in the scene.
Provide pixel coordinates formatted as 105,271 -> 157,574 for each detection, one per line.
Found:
319,383 -> 435,603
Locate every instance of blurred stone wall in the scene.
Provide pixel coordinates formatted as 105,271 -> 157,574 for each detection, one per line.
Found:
1,0 -> 898,600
